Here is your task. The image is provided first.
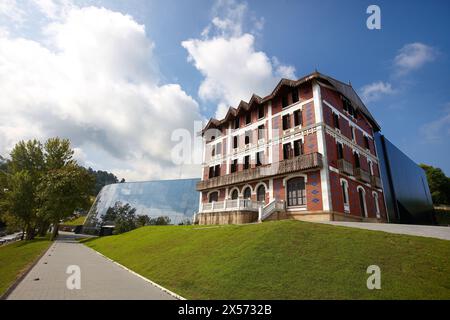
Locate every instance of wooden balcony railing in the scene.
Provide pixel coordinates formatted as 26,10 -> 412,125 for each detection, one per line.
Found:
337,159 -> 354,176
370,175 -> 382,188
354,168 -> 370,183
196,152 -> 323,191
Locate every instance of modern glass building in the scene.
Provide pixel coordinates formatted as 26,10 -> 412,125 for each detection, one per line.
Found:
83,178 -> 200,232
375,133 -> 434,224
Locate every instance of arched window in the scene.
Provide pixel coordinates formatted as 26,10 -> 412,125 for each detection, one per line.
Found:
231,189 -> 239,200
243,187 -> 251,199
256,185 -> 266,202
287,177 -> 306,206
373,192 -> 380,218
358,187 -> 367,217
209,192 -> 218,203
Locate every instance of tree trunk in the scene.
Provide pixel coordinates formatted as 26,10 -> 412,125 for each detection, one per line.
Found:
38,221 -> 50,237
25,225 -> 35,240
50,222 -> 59,241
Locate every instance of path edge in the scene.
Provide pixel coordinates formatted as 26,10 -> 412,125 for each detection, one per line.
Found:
0,241 -> 54,300
84,245 -> 186,300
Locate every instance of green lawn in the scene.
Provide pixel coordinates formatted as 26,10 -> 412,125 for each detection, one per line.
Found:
83,220 -> 450,300
62,215 -> 86,226
0,237 -> 51,296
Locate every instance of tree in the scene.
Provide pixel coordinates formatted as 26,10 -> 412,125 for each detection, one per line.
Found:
420,164 -> 450,205
44,138 -> 75,170
136,215 -> 151,227
87,168 -> 124,195
37,164 -> 94,240
149,216 -> 171,225
101,201 -> 138,234
1,171 -> 36,240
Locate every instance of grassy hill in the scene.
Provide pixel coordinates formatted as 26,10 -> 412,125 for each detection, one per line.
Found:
82,220 -> 450,299
62,216 -> 86,226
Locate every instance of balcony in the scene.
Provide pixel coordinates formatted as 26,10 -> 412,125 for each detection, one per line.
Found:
337,159 -> 354,176
370,175 -> 382,188
197,152 -> 323,191
201,199 -> 264,213
354,168 -> 370,183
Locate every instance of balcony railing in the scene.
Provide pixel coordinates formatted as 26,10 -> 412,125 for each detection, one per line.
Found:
370,175 -> 382,188
201,199 -> 265,213
354,168 -> 370,183
197,152 -> 323,191
337,159 -> 354,176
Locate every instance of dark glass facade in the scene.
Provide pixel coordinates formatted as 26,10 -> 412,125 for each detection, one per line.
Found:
375,133 -> 434,224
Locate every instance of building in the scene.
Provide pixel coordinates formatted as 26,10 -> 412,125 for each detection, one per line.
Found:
195,72 -> 387,225
375,133 -> 434,224
83,178 -> 199,233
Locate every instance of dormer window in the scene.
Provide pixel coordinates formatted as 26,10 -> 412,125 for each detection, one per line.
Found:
258,105 -> 265,119
282,95 -> 288,108
292,89 -> 299,103
234,117 -> 240,129
245,113 -> 251,125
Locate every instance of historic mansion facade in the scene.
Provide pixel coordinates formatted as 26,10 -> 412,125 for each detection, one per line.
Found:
195,72 -> 386,225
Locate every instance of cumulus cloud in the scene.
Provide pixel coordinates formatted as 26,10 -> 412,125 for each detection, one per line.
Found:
360,81 -> 395,103
182,0 -> 295,119
394,42 -> 438,75
0,0 -> 25,23
420,103 -> 450,143
0,5 -> 203,181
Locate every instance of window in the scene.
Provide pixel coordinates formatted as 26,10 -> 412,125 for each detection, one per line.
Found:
211,146 -> 215,157
351,127 -> 355,142
216,142 -> 221,155
233,136 -> 238,149
243,187 -> 251,199
343,99 -> 348,112
294,139 -> 303,157
364,136 -> 370,150
258,125 -> 264,140
214,164 -> 220,177
294,109 -> 302,127
244,155 -> 250,170
282,114 -> 290,130
283,143 -> 292,160
354,152 -> 360,168
234,117 -> 240,129
292,89 -> 299,103
337,142 -> 344,159
208,192 -> 218,203
210,135 -> 215,141
333,113 -> 340,129
231,189 -> 239,200
245,113 -> 251,125
282,95 -> 288,108
373,192 -> 380,218
287,177 -> 306,206
257,185 -> 266,202
341,180 -> 349,207
230,159 -> 238,173
244,131 -> 251,145
256,151 -> 263,167
368,160 -> 373,175
358,187 -> 367,217
258,105 -> 265,119
208,167 -> 214,179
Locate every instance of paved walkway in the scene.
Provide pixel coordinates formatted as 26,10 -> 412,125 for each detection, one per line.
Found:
7,233 -> 177,300
318,221 -> 450,241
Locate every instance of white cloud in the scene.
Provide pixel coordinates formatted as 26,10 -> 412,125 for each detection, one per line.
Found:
0,5 -> 202,181
182,0 -> 295,119
360,81 -> 395,103
0,0 -> 25,23
420,104 -> 450,143
394,42 -> 438,75
31,0 -> 73,20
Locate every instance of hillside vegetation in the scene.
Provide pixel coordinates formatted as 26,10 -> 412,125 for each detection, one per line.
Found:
83,220 -> 450,299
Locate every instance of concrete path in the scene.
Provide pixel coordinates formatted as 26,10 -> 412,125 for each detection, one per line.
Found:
7,232 -> 177,300
318,221 -> 450,241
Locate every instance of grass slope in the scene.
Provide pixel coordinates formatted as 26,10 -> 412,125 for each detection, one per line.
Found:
62,216 -> 86,226
83,220 -> 450,299
0,237 -> 51,296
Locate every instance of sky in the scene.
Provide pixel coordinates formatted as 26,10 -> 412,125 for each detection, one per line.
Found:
0,0 -> 449,181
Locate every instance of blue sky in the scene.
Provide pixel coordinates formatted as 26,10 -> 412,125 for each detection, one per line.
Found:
0,0 -> 449,179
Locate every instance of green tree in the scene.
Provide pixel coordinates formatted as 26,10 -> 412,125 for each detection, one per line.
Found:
1,171 -> 36,240
420,164 -> 450,205
101,201 -> 138,234
136,215 -> 151,227
149,216 -> 171,225
44,138 -> 75,170
37,164 -> 94,240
